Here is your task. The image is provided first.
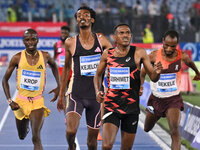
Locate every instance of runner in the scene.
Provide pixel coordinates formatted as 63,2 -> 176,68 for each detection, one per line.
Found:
94,23 -> 162,150
57,6 -> 112,150
2,29 -> 60,150
140,30 -> 200,150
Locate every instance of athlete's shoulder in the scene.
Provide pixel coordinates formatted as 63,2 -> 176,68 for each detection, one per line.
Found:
96,33 -> 112,49
65,36 -> 76,46
40,50 -> 50,58
13,51 -> 22,60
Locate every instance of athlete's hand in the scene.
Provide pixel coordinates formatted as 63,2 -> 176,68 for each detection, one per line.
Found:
193,73 -> 200,81
139,85 -> 143,96
49,86 -> 60,102
154,61 -> 163,74
57,96 -> 65,112
10,101 -> 20,111
96,91 -> 105,103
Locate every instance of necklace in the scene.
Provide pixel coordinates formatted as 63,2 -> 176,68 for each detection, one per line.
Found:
25,50 -> 38,57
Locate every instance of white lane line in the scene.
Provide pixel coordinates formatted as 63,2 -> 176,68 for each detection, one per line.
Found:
75,137 -> 80,150
138,120 -> 170,150
0,90 -> 18,132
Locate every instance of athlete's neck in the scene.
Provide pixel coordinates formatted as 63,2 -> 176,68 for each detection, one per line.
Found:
25,50 -> 38,57
116,45 -> 130,52
79,28 -> 93,40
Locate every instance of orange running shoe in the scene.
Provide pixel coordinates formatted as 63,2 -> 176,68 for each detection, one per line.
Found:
97,132 -> 102,141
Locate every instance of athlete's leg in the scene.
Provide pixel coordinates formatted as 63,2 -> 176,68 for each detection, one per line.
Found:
102,123 -> 119,150
15,118 -> 29,140
121,132 -> 136,150
87,127 -> 99,150
66,112 -> 81,150
29,108 -> 45,150
166,108 -> 181,150
144,111 -> 160,132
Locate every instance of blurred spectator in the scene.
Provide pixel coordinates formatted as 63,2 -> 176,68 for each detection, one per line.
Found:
166,12 -> 174,29
6,4 -> 17,22
148,0 -> 159,16
46,4 -> 57,22
160,0 -> 169,16
119,3 -> 127,22
142,23 -> 154,43
193,0 -> 200,15
160,0 -> 169,35
95,3 -> 104,32
15,0 -> 23,21
104,3 -> 112,34
64,5 -> 75,26
187,2 -> 199,30
132,0 -> 144,17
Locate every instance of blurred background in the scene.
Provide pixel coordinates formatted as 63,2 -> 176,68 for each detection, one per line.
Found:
0,0 -> 200,42
0,0 -> 200,149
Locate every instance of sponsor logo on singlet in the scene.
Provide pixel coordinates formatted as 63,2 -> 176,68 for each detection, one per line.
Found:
20,70 -> 41,91
110,67 -> 130,89
59,55 -> 65,67
80,54 -> 101,76
157,73 -> 177,92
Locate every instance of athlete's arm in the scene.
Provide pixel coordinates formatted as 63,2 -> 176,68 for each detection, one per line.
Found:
2,53 -> 20,110
140,49 -> 162,82
53,42 -> 57,61
182,51 -> 200,80
57,38 -> 72,111
44,51 -> 60,102
94,49 -> 108,103
140,51 -> 154,95
97,33 -> 113,50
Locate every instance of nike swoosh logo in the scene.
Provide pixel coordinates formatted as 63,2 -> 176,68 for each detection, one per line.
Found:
132,121 -> 137,125
125,57 -> 131,62
102,112 -> 113,120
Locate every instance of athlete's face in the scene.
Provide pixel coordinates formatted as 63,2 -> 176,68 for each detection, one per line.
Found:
76,9 -> 94,29
162,35 -> 178,57
60,29 -> 69,42
23,32 -> 38,52
114,26 -> 132,47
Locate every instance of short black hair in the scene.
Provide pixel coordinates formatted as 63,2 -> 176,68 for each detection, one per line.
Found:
23,28 -> 38,38
163,30 -> 179,42
61,25 -> 70,32
113,23 -> 131,33
74,6 -> 96,20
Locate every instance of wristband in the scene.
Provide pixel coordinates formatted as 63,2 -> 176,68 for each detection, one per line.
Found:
7,98 -> 13,105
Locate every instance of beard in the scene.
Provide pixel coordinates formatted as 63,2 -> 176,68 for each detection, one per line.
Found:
164,49 -> 174,57
79,25 -> 88,29
61,37 -> 67,43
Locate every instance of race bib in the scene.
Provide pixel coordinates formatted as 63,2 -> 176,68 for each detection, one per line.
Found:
157,73 -> 177,92
80,54 -> 101,76
110,67 -> 130,89
20,70 -> 41,91
59,55 -> 65,67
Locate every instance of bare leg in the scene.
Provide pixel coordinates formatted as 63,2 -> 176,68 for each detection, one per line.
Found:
87,127 -> 99,150
166,108 -> 181,150
102,123 -> 118,150
121,131 -> 136,150
15,118 -> 29,140
29,108 -> 45,150
66,112 -> 80,150
144,111 -> 160,132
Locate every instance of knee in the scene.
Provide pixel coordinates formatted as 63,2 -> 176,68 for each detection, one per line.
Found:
170,127 -> 179,137
32,135 -> 41,144
87,139 -> 97,149
102,144 -> 113,150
